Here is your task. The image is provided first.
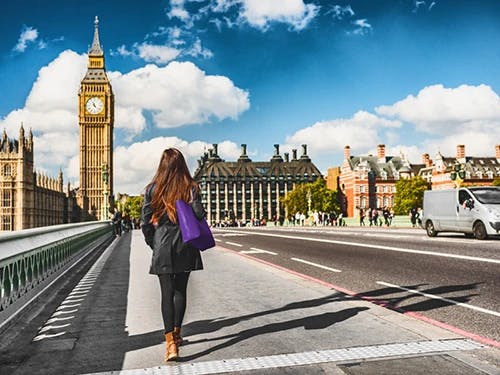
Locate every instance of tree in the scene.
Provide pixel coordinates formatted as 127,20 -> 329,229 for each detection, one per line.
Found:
281,178 -> 339,216
117,195 -> 143,219
394,176 -> 430,215
492,177 -> 500,186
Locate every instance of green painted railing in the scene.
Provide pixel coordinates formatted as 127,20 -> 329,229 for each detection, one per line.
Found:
0,222 -> 114,321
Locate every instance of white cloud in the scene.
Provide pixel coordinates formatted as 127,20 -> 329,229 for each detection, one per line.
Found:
0,50 -> 249,189
114,137 -> 240,194
350,19 -> 372,35
238,0 -> 319,31
285,111 -> 401,155
326,4 -> 355,20
109,61 -> 249,129
136,43 -> 181,64
375,84 -> 500,134
13,26 -> 39,52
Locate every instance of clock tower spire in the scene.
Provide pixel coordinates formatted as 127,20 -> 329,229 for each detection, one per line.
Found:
78,16 -> 114,220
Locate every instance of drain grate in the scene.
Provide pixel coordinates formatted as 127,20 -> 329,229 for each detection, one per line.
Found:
83,339 -> 482,375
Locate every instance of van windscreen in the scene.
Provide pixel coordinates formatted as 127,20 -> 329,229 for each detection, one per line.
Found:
470,188 -> 500,204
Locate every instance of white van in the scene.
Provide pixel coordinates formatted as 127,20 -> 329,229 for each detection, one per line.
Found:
422,187 -> 500,240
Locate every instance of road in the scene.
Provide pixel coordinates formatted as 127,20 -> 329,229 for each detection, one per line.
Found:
213,226 -> 500,344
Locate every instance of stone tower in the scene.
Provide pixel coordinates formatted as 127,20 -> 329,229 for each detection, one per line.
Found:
0,125 -> 35,230
78,16 -> 114,220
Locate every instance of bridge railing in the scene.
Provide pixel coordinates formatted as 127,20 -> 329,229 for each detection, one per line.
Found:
0,222 -> 114,329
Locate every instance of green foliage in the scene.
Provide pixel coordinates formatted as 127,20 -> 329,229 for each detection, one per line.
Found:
281,178 -> 339,215
117,195 -> 144,219
394,176 -> 430,215
492,177 -> 500,186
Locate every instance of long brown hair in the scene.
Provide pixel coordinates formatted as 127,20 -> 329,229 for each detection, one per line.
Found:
148,148 -> 198,224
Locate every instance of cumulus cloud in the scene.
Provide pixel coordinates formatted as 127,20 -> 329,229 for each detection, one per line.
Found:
109,61 -> 249,129
113,137 -> 240,194
0,50 -> 250,188
13,26 -> 39,52
238,0 -> 320,31
112,43 -> 181,64
286,111 -> 401,155
375,84 -> 500,134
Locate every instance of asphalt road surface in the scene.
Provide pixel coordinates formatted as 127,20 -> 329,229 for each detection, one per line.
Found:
213,226 -> 500,344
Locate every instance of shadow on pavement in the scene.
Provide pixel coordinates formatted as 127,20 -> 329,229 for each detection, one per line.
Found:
180,307 -> 369,361
357,282 -> 482,313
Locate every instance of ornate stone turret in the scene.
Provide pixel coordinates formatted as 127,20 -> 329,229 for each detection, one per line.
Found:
238,144 -> 251,162
89,16 -> 104,56
271,144 -> 283,162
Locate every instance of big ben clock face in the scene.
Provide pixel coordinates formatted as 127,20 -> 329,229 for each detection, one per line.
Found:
85,97 -> 104,114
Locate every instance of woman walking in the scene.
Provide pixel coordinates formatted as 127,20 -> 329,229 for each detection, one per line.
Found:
141,148 -> 205,362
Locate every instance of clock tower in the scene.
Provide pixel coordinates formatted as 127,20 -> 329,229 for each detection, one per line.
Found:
78,16 -> 114,220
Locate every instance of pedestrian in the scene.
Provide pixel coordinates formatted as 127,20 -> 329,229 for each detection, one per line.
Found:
383,207 -> 390,227
112,207 -> 122,236
372,208 -> 379,226
410,207 -> 418,227
141,148 -> 205,362
368,207 -> 373,226
359,208 -> 366,226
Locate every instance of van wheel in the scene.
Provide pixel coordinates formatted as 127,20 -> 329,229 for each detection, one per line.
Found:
426,221 -> 437,237
473,222 -> 488,240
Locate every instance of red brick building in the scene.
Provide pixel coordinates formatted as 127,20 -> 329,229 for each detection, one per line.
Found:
339,145 -> 420,217
337,144 -> 500,217
419,144 -> 500,190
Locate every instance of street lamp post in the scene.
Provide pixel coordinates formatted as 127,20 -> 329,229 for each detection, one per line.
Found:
101,163 -> 110,220
306,188 -> 312,215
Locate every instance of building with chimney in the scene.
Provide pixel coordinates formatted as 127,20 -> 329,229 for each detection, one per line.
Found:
339,144 -> 421,217
419,144 -> 500,189
193,144 -> 322,224
0,126 -> 68,231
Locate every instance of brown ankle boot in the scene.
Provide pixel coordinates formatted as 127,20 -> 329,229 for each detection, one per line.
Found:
164,332 -> 178,362
173,327 -> 183,346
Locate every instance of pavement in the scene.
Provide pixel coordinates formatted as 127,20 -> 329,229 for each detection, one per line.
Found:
2,229 -> 499,374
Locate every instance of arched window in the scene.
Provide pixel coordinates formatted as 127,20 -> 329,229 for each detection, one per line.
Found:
3,164 -> 11,176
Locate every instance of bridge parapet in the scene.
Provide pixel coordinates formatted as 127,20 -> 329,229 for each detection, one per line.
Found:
0,222 -> 114,329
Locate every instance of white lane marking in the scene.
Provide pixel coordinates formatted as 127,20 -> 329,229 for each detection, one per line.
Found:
377,281 -> 500,317
39,324 -> 71,333
240,248 -> 277,255
220,230 -> 500,265
52,309 -> 78,316
291,258 -> 341,273
46,316 -> 74,324
56,304 -> 80,310
33,332 -> 66,341
225,241 -> 243,247
62,298 -> 85,304
221,233 -> 248,237
250,247 -> 277,255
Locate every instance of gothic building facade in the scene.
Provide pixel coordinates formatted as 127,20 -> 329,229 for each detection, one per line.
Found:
193,144 -> 322,224
0,126 -> 66,231
77,16 -> 114,220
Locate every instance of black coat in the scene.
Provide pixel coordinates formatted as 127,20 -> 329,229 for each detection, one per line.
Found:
141,186 -> 204,274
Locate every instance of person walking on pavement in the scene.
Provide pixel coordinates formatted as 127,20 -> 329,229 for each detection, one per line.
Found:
141,148 -> 205,362
112,207 -> 122,236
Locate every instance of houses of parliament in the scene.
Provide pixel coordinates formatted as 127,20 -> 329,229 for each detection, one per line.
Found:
0,17 -> 113,231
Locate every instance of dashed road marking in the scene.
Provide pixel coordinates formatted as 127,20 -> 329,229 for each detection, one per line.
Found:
291,257 -> 341,273
225,241 -> 243,247
377,281 -> 500,317
219,230 -> 500,264
240,247 -> 277,255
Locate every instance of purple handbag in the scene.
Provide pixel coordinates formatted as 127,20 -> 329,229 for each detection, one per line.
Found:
175,199 -> 215,251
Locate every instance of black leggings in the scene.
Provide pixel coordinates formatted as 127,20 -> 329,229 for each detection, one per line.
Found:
158,272 -> 190,333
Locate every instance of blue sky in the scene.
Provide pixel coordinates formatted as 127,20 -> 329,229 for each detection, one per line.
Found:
1,0 -> 500,194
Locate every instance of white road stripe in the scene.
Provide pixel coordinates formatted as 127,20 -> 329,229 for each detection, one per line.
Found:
39,324 -> 71,333
377,281 -> 500,317
225,241 -> 243,247
291,258 -> 341,273
220,230 -> 500,264
249,247 -> 277,255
